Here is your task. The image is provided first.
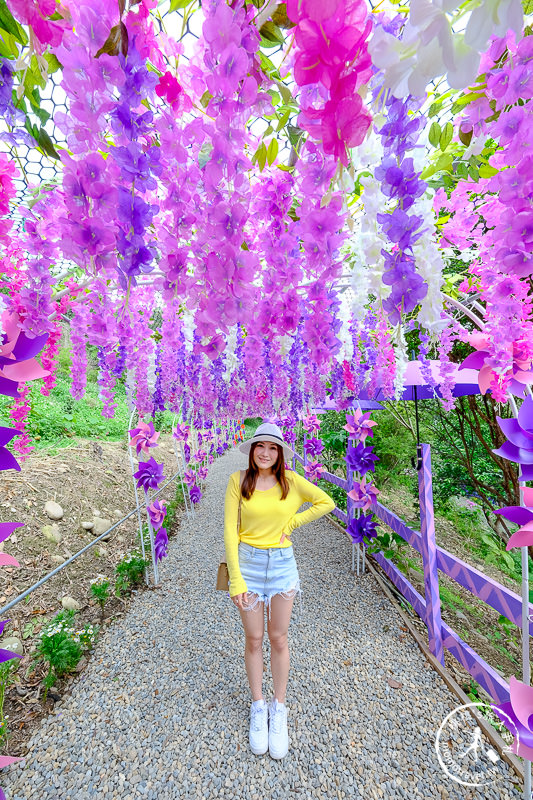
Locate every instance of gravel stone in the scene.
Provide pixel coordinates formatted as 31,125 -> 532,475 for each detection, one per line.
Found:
2,449 -> 523,799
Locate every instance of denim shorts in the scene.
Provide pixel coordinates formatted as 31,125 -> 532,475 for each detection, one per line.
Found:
230,541 -> 303,622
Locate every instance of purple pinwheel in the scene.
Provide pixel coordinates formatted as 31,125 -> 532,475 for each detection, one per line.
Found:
0,427 -> 22,472
304,460 -> 325,483
303,437 -> 324,459
173,422 -> 190,442
198,465 -> 209,481
0,619 -> 22,665
216,444 -> 225,455
493,397 -> 533,480
194,449 -> 207,462
197,432 -> 203,444
347,514 -> 379,544
183,443 -> 191,464
128,421 -> 160,456
0,311 -> 49,398
189,485 -> 202,504
492,675 -> 533,760
495,487 -> 533,549
346,442 -> 379,476
348,477 -> 379,512
183,468 -> 196,487
343,409 -> 377,443
147,500 -> 167,531
133,457 -> 165,492
154,527 -> 168,561
302,414 -> 321,433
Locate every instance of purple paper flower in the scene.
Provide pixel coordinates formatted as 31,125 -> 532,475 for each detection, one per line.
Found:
303,437 -> 324,458
493,397 -> 533,480
154,527 -> 168,561
128,421 -> 160,456
304,460 -> 325,483
183,468 -> 196,487
343,410 -> 377,442
147,500 -> 167,531
347,513 -> 378,544
173,422 -> 190,442
133,457 -> 165,491
348,477 -> 379,512
0,427 -> 22,472
189,485 -> 202,504
346,442 -> 379,476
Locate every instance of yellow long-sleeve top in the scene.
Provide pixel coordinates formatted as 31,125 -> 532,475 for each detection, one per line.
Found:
224,469 -> 336,597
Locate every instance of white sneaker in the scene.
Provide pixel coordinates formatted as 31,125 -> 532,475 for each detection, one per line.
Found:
249,698 -> 268,755
268,698 -> 289,759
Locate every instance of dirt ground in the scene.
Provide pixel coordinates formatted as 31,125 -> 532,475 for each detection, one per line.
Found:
0,434 -> 185,758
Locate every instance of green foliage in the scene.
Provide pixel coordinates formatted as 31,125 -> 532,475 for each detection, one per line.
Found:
89,575 -> 111,615
0,345 -> 175,446
0,658 -> 18,746
115,551 -> 149,596
32,609 -> 97,700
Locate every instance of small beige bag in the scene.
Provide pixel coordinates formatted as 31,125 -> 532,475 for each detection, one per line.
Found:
216,474 -> 243,592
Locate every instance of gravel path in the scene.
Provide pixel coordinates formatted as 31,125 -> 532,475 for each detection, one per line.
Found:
3,448 -> 523,799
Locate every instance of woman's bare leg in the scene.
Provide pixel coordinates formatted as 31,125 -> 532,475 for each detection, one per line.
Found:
238,594 -> 265,701
266,593 -> 295,704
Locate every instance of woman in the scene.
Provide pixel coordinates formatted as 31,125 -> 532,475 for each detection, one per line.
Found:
224,421 -> 335,759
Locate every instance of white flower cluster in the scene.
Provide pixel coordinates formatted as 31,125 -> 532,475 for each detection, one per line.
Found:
89,574 -> 108,587
369,0 -> 523,98
412,190 -> 447,333
40,619 -> 96,647
182,306 -> 195,354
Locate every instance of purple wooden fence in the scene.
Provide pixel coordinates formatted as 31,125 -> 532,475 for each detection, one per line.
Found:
294,438 -> 526,704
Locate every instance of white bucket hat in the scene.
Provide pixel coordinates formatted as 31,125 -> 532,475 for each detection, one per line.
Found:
239,422 -> 294,463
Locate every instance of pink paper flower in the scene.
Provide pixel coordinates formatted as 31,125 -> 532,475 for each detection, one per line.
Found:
343,409 -> 377,443
128,421 -> 160,455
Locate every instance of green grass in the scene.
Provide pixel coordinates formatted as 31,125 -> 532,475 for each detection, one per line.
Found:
1,347 -> 175,448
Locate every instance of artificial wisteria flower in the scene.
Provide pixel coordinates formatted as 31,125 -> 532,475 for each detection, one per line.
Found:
346,442 -> 379,476
154,527 -> 168,561
128,421 -> 160,456
189,484 -> 202,504
343,409 -> 377,442
147,500 -> 167,531
303,436 -> 324,459
347,513 -> 379,544
348,477 -> 379,511
133,457 -> 165,492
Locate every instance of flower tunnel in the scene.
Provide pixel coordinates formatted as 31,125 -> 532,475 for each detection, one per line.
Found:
1,0 -> 533,792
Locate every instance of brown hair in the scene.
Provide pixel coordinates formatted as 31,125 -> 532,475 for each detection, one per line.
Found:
241,442 -> 290,500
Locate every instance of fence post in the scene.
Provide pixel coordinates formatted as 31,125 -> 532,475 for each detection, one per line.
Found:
345,413 -> 358,574
419,443 -> 444,665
